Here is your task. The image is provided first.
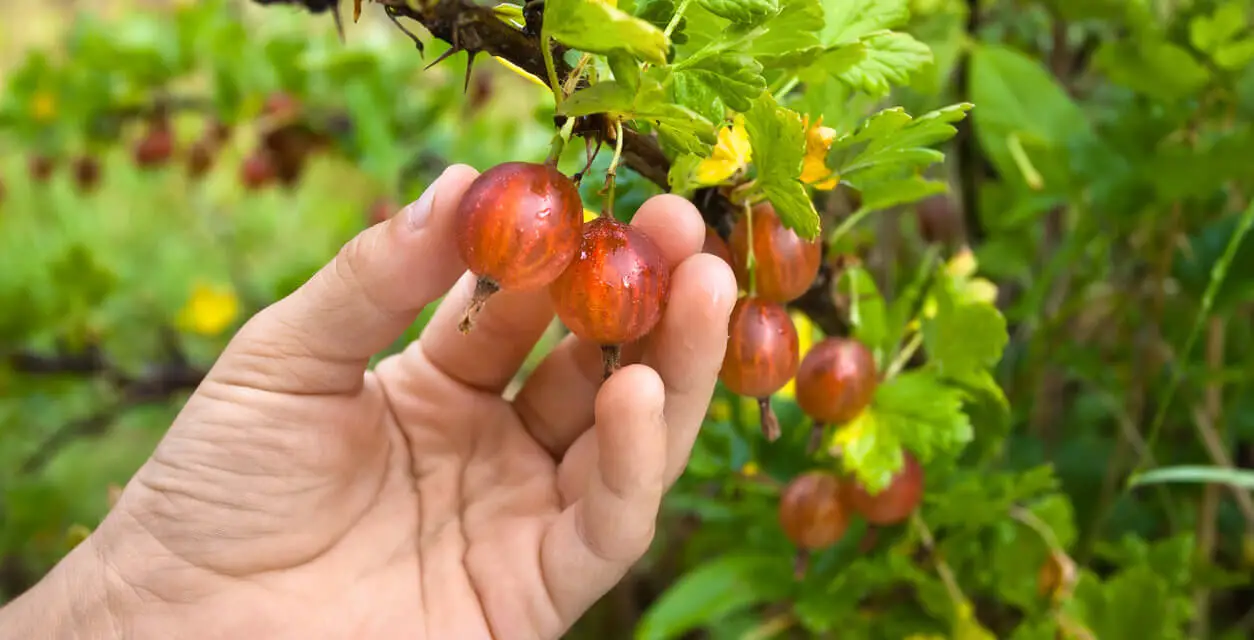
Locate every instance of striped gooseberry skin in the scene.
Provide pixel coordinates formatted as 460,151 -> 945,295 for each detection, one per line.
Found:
729,202 -> 821,303
454,161 -> 584,291
702,225 -> 733,266
778,470 -> 849,550
795,337 -> 878,425
549,216 -> 670,345
719,297 -> 799,398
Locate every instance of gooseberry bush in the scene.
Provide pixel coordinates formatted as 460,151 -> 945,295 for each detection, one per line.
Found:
6,0 -> 1254,638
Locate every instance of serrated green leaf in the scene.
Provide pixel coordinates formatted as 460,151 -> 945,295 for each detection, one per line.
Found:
743,93 -> 820,239
668,152 -> 704,195
608,52 -> 641,93
657,123 -> 715,157
922,279 -> 1008,378
821,0 -> 909,45
635,554 -> 792,640
697,0 -> 780,26
1189,2 -> 1247,53
1093,38 -> 1210,100
836,369 -> 972,492
831,30 -> 932,96
634,0 -> 691,45
828,104 -> 969,199
672,71 -> 726,124
558,80 -> 636,117
855,176 -> 949,212
545,0 -> 671,65
745,0 -> 825,68
561,74 -> 717,148
674,51 -> 766,112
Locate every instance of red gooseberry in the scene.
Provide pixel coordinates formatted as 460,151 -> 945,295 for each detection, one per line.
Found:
844,452 -> 924,525
702,225 -> 733,266
28,155 -> 56,183
455,161 -> 584,332
729,202 -> 821,303
240,150 -> 277,190
134,125 -> 175,169
186,140 -> 215,180
778,470 -> 849,578
72,155 -> 101,193
549,215 -> 670,379
794,337 -> 878,453
718,297 -> 799,442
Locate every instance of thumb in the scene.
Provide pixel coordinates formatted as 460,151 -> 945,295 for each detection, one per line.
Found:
209,164 -> 480,395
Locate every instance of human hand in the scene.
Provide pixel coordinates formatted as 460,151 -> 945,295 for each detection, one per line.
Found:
0,164 -> 737,640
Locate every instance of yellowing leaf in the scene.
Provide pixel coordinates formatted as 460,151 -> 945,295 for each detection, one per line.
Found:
800,115 -> 839,190
945,247 -> 978,278
491,56 -> 551,90
32,91 -> 56,122
708,397 -> 732,422
778,311 -> 816,399
584,208 -> 599,222
693,115 -> 752,186
177,282 -> 240,336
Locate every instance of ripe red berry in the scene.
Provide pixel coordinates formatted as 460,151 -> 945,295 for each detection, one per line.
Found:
779,470 -> 849,577
729,202 -> 821,303
134,126 -> 175,169
702,225 -> 733,266
72,155 -> 101,193
28,155 -> 56,183
549,216 -> 670,379
795,337 -> 878,452
262,91 -> 302,123
844,452 -> 924,525
240,150 -> 276,190
454,161 -> 583,332
719,297 -> 799,442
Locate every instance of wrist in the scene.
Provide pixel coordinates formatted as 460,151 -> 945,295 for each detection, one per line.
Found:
0,535 -> 131,640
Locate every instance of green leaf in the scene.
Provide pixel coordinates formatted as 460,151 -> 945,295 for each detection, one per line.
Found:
1093,38 -> 1210,101
829,103 -> 970,194
559,81 -> 637,117
836,369 -> 972,492
837,266 -> 888,359
922,277 -> 1008,379
674,51 -> 766,112
608,52 -> 641,93
745,0 -> 825,68
672,70 -> 726,124
545,0 -> 671,65
635,554 -> 792,640
1189,2 -> 1247,54
696,0 -> 780,26
668,152 -> 704,195
1128,465 -> 1254,490
830,30 -> 932,96
821,0 -> 909,45
856,176 -> 949,212
743,93 -> 820,239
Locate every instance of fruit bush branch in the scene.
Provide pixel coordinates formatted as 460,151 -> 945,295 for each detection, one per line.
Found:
383,0 -> 847,335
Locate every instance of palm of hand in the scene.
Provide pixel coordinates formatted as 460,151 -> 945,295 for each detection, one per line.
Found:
90,165 -> 736,640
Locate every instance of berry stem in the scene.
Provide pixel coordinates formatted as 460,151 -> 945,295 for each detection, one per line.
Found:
540,33 -> 563,109
600,118 -> 625,219
546,115 -> 577,167
758,397 -> 780,442
600,344 -> 622,381
807,421 -> 826,454
743,200 -> 758,297
792,549 -> 810,581
458,276 -> 501,334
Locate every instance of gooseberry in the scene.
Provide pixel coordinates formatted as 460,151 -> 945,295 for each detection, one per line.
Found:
263,91 -> 302,122
844,452 -> 924,525
916,194 -> 962,246
549,215 -> 670,379
795,337 -> 878,452
702,225 -> 733,266
455,161 -> 583,332
134,125 -> 174,169
778,470 -> 849,578
28,155 -> 56,183
72,155 -> 101,193
729,202 -> 821,303
187,140 -> 215,180
718,297 -> 799,442
240,150 -> 276,190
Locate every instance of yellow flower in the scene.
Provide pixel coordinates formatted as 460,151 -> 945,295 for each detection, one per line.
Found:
693,115 -> 752,186
583,208 -> 599,222
31,91 -> 56,122
707,397 -> 732,422
800,115 -> 838,190
740,461 -> 760,477
777,311 -> 816,399
945,247 -> 978,278
177,282 -> 240,336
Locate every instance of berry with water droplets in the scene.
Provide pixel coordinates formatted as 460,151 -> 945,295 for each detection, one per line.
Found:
844,452 -> 923,525
730,202 -> 821,303
779,470 -> 849,577
549,216 -> 670,379
795,337 -> 878,452
719,297 -> 799,441
455,161 -> 584,332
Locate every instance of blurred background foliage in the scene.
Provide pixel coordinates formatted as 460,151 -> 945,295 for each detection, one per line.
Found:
1,0 -> 1253,639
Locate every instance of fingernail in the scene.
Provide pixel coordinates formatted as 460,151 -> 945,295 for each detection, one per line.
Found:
404,168 -> 449,230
